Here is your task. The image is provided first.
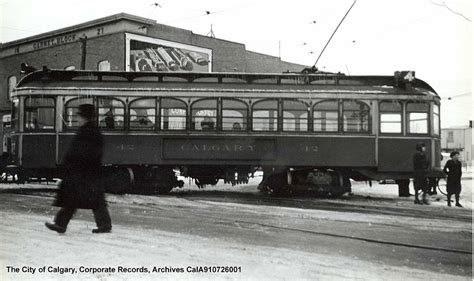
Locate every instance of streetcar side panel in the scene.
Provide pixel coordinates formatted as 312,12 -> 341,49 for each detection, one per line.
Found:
21,135 -> 56,168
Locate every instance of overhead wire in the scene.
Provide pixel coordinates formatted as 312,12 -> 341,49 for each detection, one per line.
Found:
428,0 -> 471,22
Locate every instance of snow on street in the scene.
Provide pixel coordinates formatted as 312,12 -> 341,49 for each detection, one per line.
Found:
0,175 -> 472,281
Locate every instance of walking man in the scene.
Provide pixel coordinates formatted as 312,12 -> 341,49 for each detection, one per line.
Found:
413,143 -> 430,204
45,104 -> 112,234
443,151 -> 463,207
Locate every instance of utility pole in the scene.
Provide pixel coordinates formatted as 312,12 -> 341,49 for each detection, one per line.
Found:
80,35 -> 87,70
207,25 -> 215,38
278,41 -> 281,59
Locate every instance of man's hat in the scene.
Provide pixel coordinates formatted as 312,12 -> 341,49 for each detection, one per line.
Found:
77,104 -> 96,119
415,142 -> 426,152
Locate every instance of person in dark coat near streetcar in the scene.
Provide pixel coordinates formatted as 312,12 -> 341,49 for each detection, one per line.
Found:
45,104 -> 112,234
443,151 -> 463,207
413,143 -> 430,205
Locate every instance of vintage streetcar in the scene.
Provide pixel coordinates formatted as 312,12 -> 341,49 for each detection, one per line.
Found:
5,67 -> 443,196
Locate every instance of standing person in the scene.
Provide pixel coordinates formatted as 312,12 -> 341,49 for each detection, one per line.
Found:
413,143 -> 430,205
45,104 -> 112,234
104,108 -> 115,129
443,151 -> 463,207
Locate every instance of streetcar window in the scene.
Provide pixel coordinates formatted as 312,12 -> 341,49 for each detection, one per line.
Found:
160,98 -> 186,130
64,97 -> 94,129
11,99 -> 19,131
407,102 -> 429,134
98,98 -> 125,130
7,76 -> 16,101
433,104 -> 440,136
283,100 -> 308,132
252,100 -> 278,131
129,98 -> 156,130
222,99 -> 247,131
342,100 -> 370,133
24,97 -> 55,130
191,99 -> 217,131
313,100 -> 339,132
380,101 -> 402,134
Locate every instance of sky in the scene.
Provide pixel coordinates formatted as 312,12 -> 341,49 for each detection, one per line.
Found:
1,0 -> 472,127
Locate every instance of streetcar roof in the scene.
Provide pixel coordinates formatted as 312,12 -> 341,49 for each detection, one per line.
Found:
15,68 -> 438,97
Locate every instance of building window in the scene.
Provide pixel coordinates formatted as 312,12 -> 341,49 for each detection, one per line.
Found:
98,60 -> 111,71
313,100 -> 339,132
98,98 -> 125,130
191,99 -> 217,131
380,101 -> 402,134
64,66 -> 76,70
24,97 -> 55,130
160,98 -> 186,130
343,100 -> 370,133
7,76 -> 17,100
433,104 -> 440,136
222,99 -> 247,131
252,100 -> 278,131
447,131 -> 454,143
64,97 -> 94,129
283,100 -> 308,131
129,98 -> 156,130
407,102 -> 429,134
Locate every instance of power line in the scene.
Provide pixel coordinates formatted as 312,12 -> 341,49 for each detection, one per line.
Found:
429,0 -> 471,22
444,92 -> 471,100
0,26 -> 41,33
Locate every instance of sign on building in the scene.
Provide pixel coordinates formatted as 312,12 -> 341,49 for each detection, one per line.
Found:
125,33 -> 212,72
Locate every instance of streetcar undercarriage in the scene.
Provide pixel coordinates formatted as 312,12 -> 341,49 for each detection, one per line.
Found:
6,164 -> 444,198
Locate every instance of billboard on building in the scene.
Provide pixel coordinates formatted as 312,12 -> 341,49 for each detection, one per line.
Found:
125,33 -> 212,72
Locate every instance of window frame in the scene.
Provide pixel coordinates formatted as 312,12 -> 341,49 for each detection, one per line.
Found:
128,97 -> 157,131
190,98 -> 218,131
379,101 -> 403,135
23,96 -> 56,132
432,103 -> 440,136
251,99 -> 279,132
406,102 -> 430,135
63,97 -> 96,130
7,76 -> 17,101
159,97 -> 187,131
312,99 -> 340,133
97,97 -> 126,131
221,98 -> 249,132
282,99 -> 309,132
342,100 -> 371,134
11,98 -> 19,131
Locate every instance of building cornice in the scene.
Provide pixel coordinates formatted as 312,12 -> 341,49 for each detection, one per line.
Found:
1,13 -> 156,49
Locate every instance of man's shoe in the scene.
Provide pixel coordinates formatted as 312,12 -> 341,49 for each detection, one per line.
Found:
45,222 -> 66,234
92,227 -> 111,234
422,194 -> 430,205
455,203 -> 463,208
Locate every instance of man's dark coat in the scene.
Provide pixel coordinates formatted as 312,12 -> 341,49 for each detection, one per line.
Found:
54,121 -> 105,209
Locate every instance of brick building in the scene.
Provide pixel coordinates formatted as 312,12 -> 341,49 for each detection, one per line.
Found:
0,13 -> 307,122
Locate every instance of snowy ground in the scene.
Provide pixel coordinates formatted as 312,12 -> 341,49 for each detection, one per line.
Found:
0,170 -> 472,281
